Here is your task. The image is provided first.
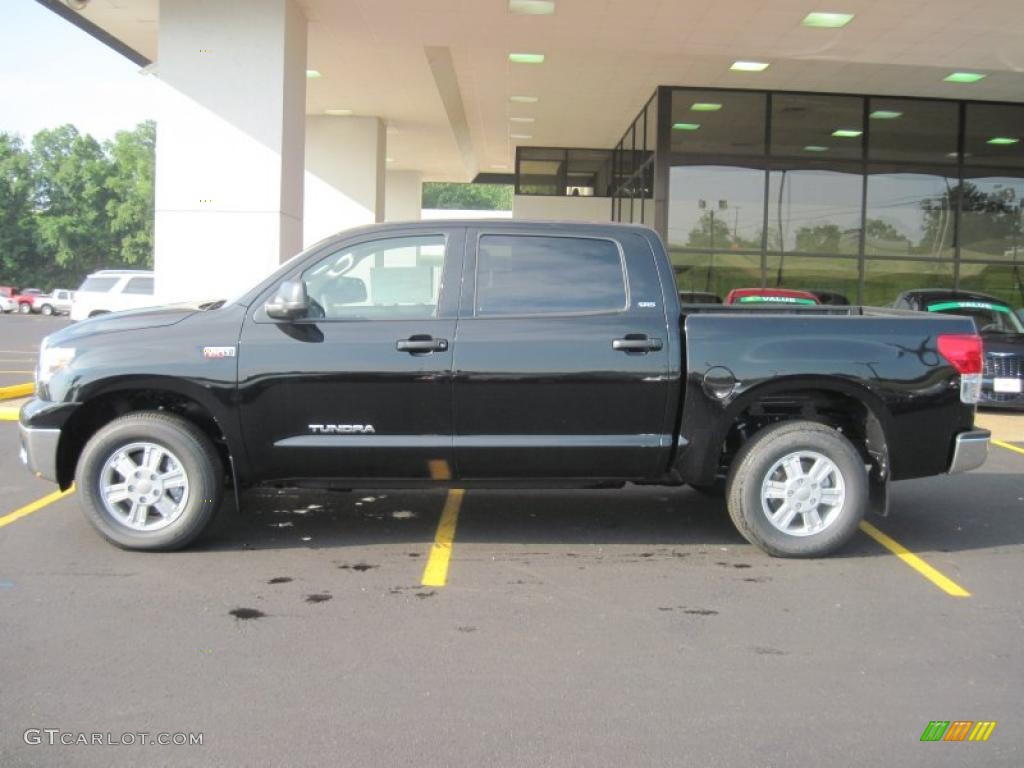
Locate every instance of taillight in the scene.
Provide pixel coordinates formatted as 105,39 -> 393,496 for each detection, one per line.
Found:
938,334 -> 983,404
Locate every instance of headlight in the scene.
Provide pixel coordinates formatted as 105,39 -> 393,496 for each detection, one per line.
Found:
37,345 -> 76,385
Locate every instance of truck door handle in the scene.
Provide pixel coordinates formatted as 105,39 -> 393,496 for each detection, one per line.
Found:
613,336 -> 663,353
396,336 -> 448,353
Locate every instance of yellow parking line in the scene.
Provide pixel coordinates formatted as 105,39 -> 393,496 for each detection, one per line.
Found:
421,489 -> 464,587
859,521 -> 970,598
0,406 -> 19,421
993,439 -> 1024,457
0,487 -> 75,529
0,382 -> 33,399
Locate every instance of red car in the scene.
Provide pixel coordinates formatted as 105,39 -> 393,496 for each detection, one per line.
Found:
724,288 -> 821,306
11,288 -> 43,314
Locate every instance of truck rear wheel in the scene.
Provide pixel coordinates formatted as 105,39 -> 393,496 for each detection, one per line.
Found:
725,420 -> 867,557
75,412 -> 224,551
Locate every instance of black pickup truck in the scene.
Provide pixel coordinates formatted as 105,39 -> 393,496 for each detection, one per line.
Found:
19,221 -> 990,557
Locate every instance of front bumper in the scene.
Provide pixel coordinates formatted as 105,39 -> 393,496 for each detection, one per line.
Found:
948,429 -> 990,474
19,423 -> 60,483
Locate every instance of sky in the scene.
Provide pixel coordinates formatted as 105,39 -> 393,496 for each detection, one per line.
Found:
0,0 -> 156,142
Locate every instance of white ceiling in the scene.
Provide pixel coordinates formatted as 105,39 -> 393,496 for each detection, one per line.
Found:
71,0 -> 1024,181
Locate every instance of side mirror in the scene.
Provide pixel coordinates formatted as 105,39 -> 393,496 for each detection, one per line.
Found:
265,280 -> 310,320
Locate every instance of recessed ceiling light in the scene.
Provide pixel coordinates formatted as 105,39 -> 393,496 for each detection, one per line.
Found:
870,110 -> 903,120
510,133 -> 533,140
804,145 -> 830,152
946,152 -> 961,158
510,95 -> 539,103
831,128 -> 863,138
802,12 -> 854,28
306,69 -> 322,79
509,53 -> 545,64
324,108 -> 352,116
508,0 -> 555,15
510,116 -> 536,123
944,71 -> 985,83
730,60 -> 770,72
690,103 -> 723,112
987,137 -> 1020,145
673,123 -> 701,131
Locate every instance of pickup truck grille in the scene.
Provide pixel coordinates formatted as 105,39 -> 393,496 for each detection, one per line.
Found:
982,353 -> 1024,405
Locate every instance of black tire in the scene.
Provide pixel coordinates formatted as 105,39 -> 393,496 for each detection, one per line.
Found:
40,304 -> 54,316
18,302 -> 31,314
75,412 -> 224,551
725,420 -> 867,558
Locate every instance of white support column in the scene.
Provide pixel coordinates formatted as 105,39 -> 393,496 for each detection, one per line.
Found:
385,171 -> 424,222
153,0 -> 306,302
304,116 -> 386,246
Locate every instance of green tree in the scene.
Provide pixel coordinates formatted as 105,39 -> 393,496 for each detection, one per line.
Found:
794,223 -> 843,253
31,124 -> 116,280
105,121 -> 155,267
422,182 -> 512,210
0,133 -> 39,286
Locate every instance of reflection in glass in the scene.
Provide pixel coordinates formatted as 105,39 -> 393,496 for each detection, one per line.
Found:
767,169 -> 862,254
772,94 -> 863,160
865,172 -> 957,259
868,99 -> 959,164
965,103 -> 1024,169
957,262 -> 1024,306
958,175 -> 1024,261
669,90 -> 766,156
667,165 -> 765,250
863,259 -> 954,306
671,251 -> 761,297
764,256 -> 859,302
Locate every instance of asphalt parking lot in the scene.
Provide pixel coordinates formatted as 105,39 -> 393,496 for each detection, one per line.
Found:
1,315 -> 1022,767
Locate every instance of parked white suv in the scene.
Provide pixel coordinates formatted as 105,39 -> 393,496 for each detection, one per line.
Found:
70,270 -> 156,322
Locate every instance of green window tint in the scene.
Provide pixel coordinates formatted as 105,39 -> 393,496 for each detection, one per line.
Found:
767,169 -> 863,255
764,256 -> 860,304
957,262 -> 1024,306
863,260 -> 955,306
865,172 -> 958,259
671,251 -> 762,298
958,175 -> 1024,261
667,165 -> 766,252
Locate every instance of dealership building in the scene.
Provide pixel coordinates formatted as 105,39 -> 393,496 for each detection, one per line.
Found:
42,0 -> 1024,306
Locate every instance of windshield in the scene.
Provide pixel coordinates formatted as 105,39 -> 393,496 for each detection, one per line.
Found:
926,300 -> 1024,334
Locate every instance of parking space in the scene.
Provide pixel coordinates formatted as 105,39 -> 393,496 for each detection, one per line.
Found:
1,407 -> 1022,766
0,313 -> 67,390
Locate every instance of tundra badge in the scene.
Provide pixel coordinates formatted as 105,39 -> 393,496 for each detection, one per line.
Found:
309,424 -> 376,434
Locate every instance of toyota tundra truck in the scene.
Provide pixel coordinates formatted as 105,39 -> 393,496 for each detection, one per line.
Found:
19,220 -> 990,557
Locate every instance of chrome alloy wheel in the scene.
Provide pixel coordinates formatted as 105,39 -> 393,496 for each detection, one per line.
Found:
760,450 -> 846,537
98,442 -> 190,531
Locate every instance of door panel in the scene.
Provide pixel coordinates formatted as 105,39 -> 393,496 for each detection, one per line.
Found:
238,230 -> 464,482
453,229 -> 672,479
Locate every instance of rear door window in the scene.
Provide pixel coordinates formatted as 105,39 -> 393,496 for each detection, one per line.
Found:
123,277 -> 154,295
475,234 -> 626,316
78,277 -> 118,293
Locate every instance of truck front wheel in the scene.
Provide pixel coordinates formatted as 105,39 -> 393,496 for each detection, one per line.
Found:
75,412 -> 224,551
725,420 -> 867,557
